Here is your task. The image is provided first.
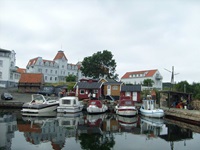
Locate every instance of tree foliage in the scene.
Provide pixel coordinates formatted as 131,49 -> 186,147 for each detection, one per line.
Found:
174,81 -> 200,100
66,74 -> 76,82
143,79 -> 154,86
80,50 -> 118,79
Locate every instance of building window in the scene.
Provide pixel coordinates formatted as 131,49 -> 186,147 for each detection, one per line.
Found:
38,68 -> 42,73
55,70 -> 57,74
10,73 -> 13,79
55,77 -> 57,81
0,60 -> 3,67
93,90 -> 98,93
51,70 -> 53,73
45,69 -> 48,73
0,72 -> 2,79
112,86 -> 118,90
45,76 -> 47,80
80,89 -> 85,94
50,77 -> 52,81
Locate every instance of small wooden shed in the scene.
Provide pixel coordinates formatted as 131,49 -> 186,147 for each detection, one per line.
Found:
18,73 -> 44,93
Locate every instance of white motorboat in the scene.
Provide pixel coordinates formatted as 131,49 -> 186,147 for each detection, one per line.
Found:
21,94 -> 59,113
57,96 -> 84,113
115,99 -> 137,116
86,100 -> 108,114
140,99 -> 164,118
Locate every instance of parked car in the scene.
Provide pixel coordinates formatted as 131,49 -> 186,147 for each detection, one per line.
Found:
1,92 -> 13,100
37,86 -> 55,96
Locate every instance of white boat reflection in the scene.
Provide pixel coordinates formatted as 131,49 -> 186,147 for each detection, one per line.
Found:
57,112 -> 83,128
140,116 -> 164,140
19,115 -> 65,149
86,113 -> 107,127
117,115 -> 138,127
21,111 -> 57,117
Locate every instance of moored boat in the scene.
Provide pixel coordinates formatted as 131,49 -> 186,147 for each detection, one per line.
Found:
140,99 -> 164,118
21,94 -> 59,114
57,96 -> 83,113
86,100 -> 108,114
115,99 -> 137,116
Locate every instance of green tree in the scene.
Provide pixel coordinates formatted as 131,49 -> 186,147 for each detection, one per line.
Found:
80,50 -> 118,79
174,81 -> 192,93
66,74 -> 76,82
143,79 -> 154,86
191,82 -> 200,99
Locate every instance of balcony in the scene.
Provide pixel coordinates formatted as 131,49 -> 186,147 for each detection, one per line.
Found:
155,74 -> 163,80
10,66 -> 18,72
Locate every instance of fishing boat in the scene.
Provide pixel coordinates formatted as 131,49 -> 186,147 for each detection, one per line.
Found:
140,99 -> 164,118
86,100 -> 108,114
57,96 -> 84,113
21,94 -> 59,113
115,99 -> 137,116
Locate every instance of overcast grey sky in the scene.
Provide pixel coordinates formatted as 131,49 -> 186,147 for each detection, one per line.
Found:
0,0 -> 199,83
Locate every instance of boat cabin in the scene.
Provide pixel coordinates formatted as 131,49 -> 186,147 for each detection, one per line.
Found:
119,99 -> 135,107
59,96 -> 80,106
142,100 -> 156,110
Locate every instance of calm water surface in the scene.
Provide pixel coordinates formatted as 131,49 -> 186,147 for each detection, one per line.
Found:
0,109 -> 199,150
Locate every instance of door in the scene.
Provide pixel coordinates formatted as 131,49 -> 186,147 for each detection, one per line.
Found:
107,85 -> 111,95
132,92 -> 137,101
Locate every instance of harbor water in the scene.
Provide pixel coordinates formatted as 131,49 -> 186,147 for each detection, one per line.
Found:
0,109 -> 200,150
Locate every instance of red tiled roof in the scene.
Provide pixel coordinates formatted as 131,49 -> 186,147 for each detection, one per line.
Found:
53,50 -> 67,61
17,68 -> 26,74
43,59 -> 55,64
27,57 -> 39,66
19,73 -> 44,83
121,69 -> 158,79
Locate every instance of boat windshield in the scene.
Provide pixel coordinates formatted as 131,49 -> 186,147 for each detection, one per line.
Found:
119,100 -> 134,106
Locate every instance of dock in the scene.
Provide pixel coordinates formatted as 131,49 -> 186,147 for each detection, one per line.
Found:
162,107 -> 200,125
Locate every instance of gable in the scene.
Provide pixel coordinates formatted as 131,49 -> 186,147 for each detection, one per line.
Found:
27,57 -> 39,66
53,50 -> 68,61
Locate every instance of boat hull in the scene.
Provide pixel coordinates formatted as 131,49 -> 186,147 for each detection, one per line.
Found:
115,106 -> 137,116
21,103 -> 59,113
57,106 -> 83,113
140,108 -> 164,118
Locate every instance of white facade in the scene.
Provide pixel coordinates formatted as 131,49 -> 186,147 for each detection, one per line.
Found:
26,50 -> 82,83
121,69 -> 163,90
0,48 -> 20,88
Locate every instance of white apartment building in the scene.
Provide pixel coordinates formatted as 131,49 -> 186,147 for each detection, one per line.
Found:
26,50 -> 82,83
0,48 -> 20,88
121,69 -> 163,90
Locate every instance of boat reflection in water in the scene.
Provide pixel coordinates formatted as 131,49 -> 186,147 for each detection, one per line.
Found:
77,113 -> 116,149
19,111 -> 83,150
0,113 -> 17,150
140,116 -> 164,140
5,110 -> 199,150
117,115 -> 139,132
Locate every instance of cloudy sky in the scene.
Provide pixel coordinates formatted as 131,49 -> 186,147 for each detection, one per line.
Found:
0,0 -> 199,83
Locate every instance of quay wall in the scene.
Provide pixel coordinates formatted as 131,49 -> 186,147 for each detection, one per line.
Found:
162,107 -> 200,125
